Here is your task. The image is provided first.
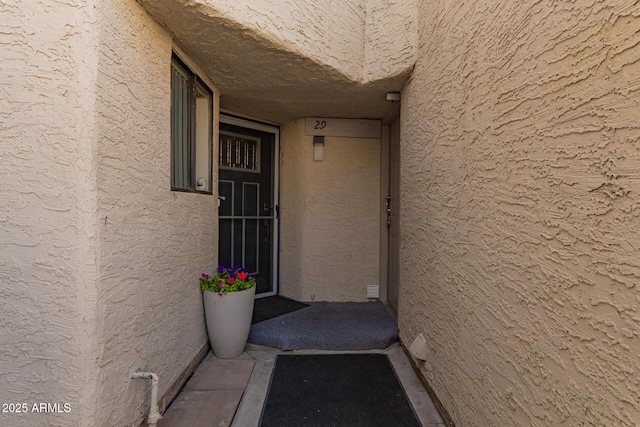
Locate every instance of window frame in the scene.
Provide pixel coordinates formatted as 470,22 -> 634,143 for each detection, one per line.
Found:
170,53 -> 213,195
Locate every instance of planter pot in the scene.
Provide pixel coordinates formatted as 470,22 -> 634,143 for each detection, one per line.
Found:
203,286 -> 256,359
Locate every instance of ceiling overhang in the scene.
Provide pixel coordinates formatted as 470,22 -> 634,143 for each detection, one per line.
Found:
138,0 -> 414,124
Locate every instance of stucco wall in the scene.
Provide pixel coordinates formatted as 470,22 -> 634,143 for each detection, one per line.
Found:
280,120 -> 381,302
136,0 -> 416,124
400,1 -> 640,426
363,0 -> 417,82
212,0 -> 417,83
202,0 -> 366,81
1,1 -> 217,426
0,1 -> 99,426
141,0 -> 416,85
92,0 -> 216,425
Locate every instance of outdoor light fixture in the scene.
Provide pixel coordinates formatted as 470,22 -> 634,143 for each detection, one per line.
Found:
313,135 -> 324,161
386,92 -> 401,101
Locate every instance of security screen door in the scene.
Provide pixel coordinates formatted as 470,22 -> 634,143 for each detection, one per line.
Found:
218,116 -> 279,297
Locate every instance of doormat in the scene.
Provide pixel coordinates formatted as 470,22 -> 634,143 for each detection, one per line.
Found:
259,354 -> 420,427
249,301 -> 398,350
252,296 -> 309,324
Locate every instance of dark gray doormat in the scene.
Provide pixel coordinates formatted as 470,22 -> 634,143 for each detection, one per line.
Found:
259,353 -> 420,427
252,296 -> 310,324
248,301 -> 398,350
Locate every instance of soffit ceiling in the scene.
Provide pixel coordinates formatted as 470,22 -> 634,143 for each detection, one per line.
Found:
137,0 -> 411,125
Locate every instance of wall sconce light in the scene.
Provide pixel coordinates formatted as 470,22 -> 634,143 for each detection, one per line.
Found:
313,135 -> 324,161
386,92 -> 401,102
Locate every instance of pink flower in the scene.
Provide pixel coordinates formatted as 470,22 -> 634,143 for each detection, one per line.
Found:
202,273 -> 210,279
218,292 -> 223,296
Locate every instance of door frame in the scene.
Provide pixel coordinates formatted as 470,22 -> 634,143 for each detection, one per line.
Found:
380,103 -> 400,317
219,114 -> 280,298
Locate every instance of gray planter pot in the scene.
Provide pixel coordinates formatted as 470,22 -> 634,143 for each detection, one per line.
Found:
203,286 -> 256,359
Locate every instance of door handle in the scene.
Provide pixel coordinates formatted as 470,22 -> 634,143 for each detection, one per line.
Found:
386,196 -> 391,227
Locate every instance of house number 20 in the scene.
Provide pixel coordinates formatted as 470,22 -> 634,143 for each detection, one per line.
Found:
314,120 -> 327,130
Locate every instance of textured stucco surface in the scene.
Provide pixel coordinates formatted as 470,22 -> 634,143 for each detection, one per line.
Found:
1,1 -> 216,426
9,0 -> 640,425
93,1 -> 215,425
136,0 -> 417,124
198,0 -> 367,80
279,120 -> 381,302
0,1 -> 99,426
364,0 -> 417,83
400,1 -> 640,426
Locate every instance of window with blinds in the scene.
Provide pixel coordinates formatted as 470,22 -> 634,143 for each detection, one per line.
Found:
170,55 -> 213,193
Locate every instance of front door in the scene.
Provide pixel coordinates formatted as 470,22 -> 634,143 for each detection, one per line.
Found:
218,116 -> 279,297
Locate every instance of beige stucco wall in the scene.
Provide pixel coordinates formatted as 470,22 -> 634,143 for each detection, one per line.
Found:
364,0 -> 418,83
0,1 -> 99,425
203,0 -> 366,80
136,0 -> 416,123
92,1 -> 216,425
141,0 -> 416,85
400,1 -> 640,426
279,120 -> 381,302
212,0 -> 417,84
1,1 -> 217,426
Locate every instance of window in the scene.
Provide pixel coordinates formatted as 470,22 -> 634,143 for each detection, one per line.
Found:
219,131 -> 260,173
171,54 -> 212,193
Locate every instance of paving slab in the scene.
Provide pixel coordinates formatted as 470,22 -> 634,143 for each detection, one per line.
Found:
158,390 -> 243,427
185,356 -> 255,391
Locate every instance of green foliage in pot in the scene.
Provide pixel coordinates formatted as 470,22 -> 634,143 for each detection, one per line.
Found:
200,266 -> 256,295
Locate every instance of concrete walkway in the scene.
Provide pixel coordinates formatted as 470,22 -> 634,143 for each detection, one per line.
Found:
160,343 -> 445,427
158,352 -> 255,426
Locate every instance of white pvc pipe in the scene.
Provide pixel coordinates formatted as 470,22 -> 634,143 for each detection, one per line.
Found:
131,372 -> 162,427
